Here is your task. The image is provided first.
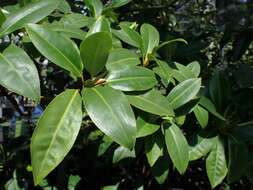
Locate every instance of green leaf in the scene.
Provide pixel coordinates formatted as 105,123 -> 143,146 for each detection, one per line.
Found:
227,139 -> 248,183
0,0 -> 60,37
206,137 -> 228,189
140,24 -> 160,57
164,123 -> 189,174
106,66 -> 157,91
26,23 -> 83,78
154,59 -> 174,86
172,62 -> 196,82
106,48 -> 140,70
84,0 -> 103,18
102,183 -> 119,190
167,78 -> 201,109
187,61 -> 201,77
127,89 -> 174,116
199,96 -> 225,121
193,105 -> 209,128
189,133 -> 217,161
145,133 -> 163,167
0,44 -> 40,102
110,0 -> 132,8
154,38 -> 187,52
151,157 -> 169,184
113,146 -> 135,163
80,32 -> 112,76
136,117 -> 160,138
58,0 -> 72,13
209,71 -> 231,111
68,175 -> 81,190
82,85 -> 136,149
59,13 -> 93,28
87,16 -> 110,36
112,25 -> 142,48
31,90 -> 82,185
0,9 -> 6,27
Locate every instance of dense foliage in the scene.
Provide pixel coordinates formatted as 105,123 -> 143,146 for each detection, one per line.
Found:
0,0 -> 252,189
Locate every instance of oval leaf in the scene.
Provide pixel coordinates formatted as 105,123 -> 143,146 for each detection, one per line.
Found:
26,23 -> 83,78
164,123 -> 189,174
106,48 -> 140,70
80,32 -> 112,76
127,89 -> 174,116
106,66 -> 157,91
0,44 -> 40,102
167,78 -> 201,109
193,105 -> 209,128
140,24 -> 160,56
0,0 -> 60,37
31,90 -> 82,185
82,85 -> 136,149
206,137 -> 228,189
136,117 -> 160,138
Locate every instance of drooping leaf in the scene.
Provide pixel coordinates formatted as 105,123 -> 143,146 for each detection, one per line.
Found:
82,85 -> 136,149
113,146 -> 135,163
145,133 -> 163,167
206,137 -> 228,189
106,48 -> 140,70
26,24 -> 83,78
199,96 -> 226,121
0,44 -> 40,102
136,117 -> 160,138
84,0 -> 103,18
31,90 -> 83,185
87,16 -> 110,36
154,38 -> 187,52
80,32 -> 112,76
189,133 -> 217,161
127,89 -> 174,116
112,25 -> 142,48
164,123 -> 189,174
167,78 -> 201,109
0,0 -> 60,37
140,24 -> 160,57
193,105 -> 209,128
106,66 -> 157,91
151,157 -> 169,184
227,139 -> 248,183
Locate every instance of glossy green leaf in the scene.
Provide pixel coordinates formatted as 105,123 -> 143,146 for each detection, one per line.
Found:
193,105 -> 209,128
106,48 -> 140,70
164,123 -> 189,174
84,0 -> 103,18
154,59 -> 174,86
145,133 -> 163,167
172,62 -> 196,82
31,90 -> 82,185
82,85 -> 136,149
112,26 -> 142,48
189,133 -> 217,161
0,44 -> 40,102
59,13 -> 93,28
206,137 -> 228,189
26,24 -> 83,78
167,78 -> 201,109
0,9 -> 6,27
187,61 -> 201,77
106,66 -> 157,91
113,146 -> 135,163
151,157 -> 169,184
127,89 -> 174,116
140,24 -> 160,57
87,16 -> 110,36
136,117 -> 160,138
199,96 -> 226,121
0,0 -> 60,37
68,175 -> 81,190
227,139 -> 248,183
80,32 -> 112,76
154,38 -> 187,52
110,0 -> 131,8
